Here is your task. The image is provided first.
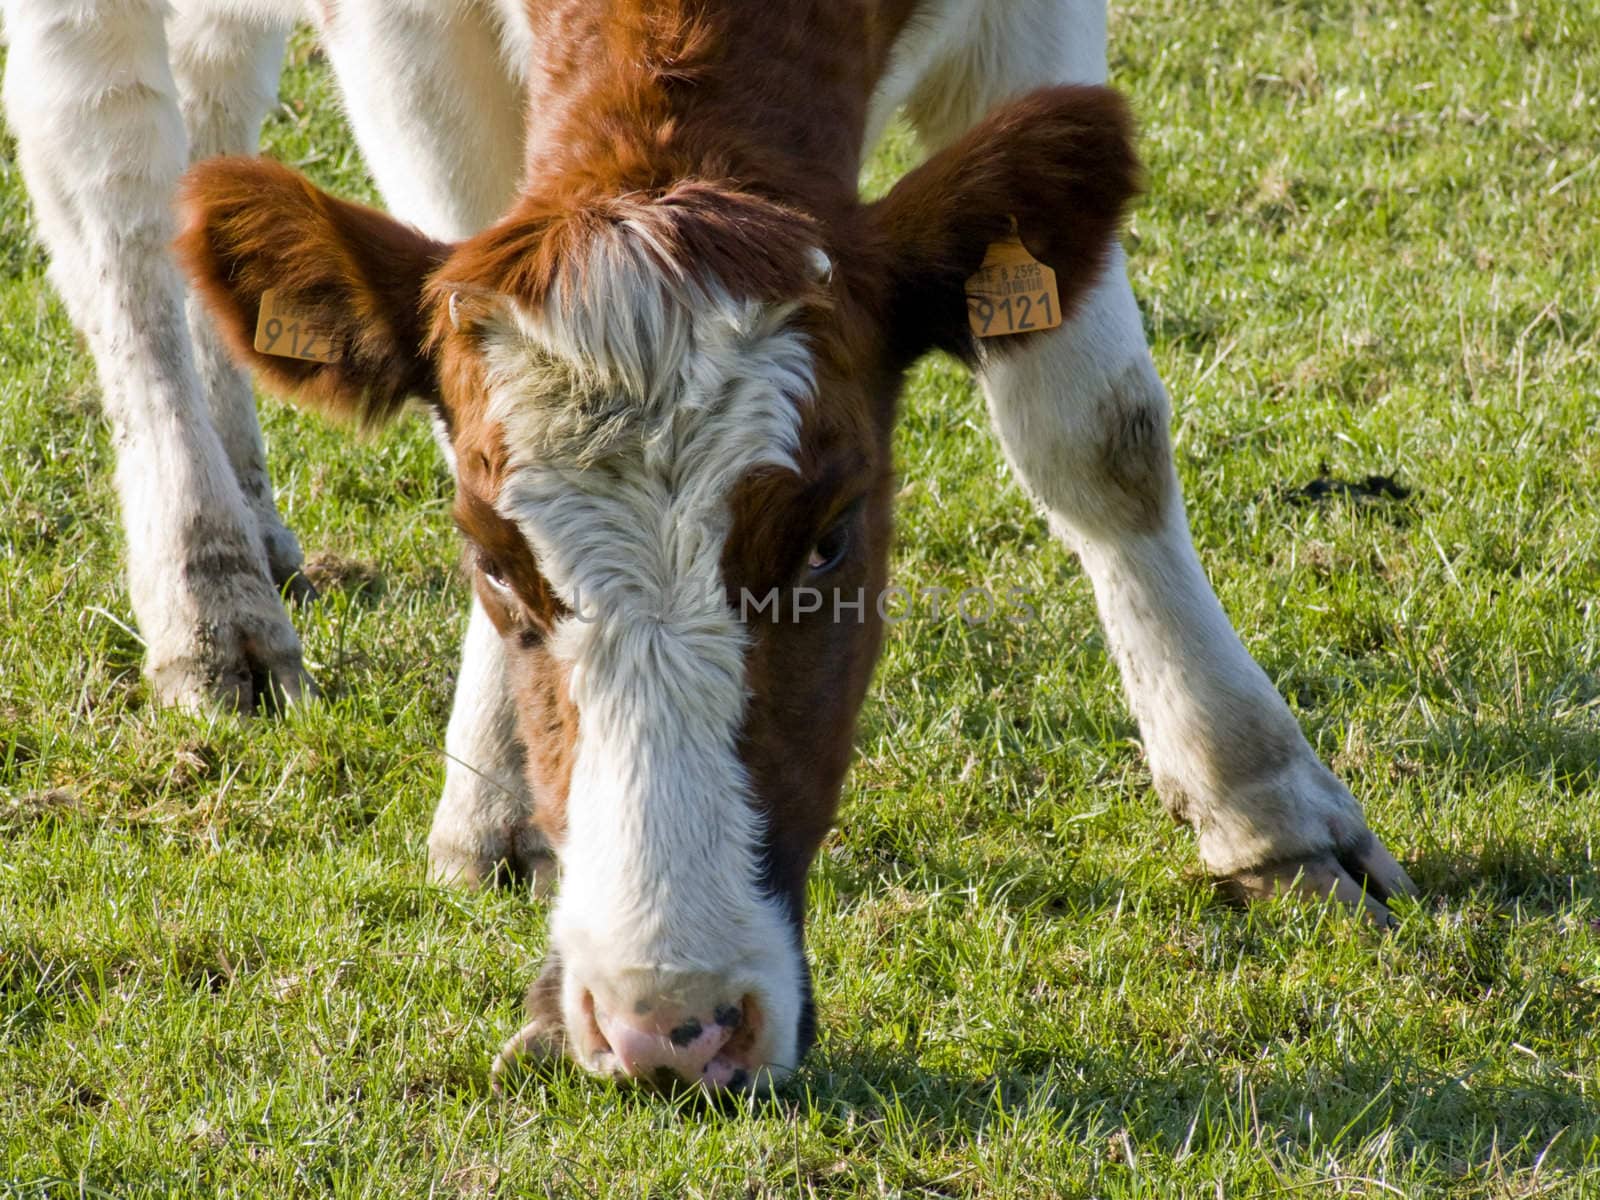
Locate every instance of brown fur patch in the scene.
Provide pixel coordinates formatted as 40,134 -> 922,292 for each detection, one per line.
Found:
430,184 -> 825,335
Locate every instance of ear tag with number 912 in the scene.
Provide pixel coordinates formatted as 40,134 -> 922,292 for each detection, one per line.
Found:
254,289 -> 339,364
964,223 -> 1063,339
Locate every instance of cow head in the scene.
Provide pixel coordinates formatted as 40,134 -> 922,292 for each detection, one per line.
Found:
177,85 -> 1138,1092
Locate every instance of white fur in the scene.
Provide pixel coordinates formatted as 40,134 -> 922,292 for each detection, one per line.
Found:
867,0 -> 1107,150
479,229 -> 815,1082
3,0 -> 541,823
170,1 -> 307,592
309,0 -> 526,240
427,594 -> 557,887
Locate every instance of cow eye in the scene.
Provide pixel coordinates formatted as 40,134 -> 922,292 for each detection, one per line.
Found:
807,520 -> 852,574
477,552 -> 512,592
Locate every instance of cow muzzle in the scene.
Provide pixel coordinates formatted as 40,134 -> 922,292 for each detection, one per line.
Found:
578,969 -> 770,1090
493,905 -> 806,1094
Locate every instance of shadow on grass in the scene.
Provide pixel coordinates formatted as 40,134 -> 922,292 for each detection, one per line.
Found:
1406,836 -> 1600,914
1405,714 -> 1600,797
791,1037 -> 1598,1179
791,827 -> 1598,1182
486,1019 -> 1598,1179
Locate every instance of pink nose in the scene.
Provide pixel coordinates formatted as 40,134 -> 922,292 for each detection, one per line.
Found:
594,1003 -> 752,1090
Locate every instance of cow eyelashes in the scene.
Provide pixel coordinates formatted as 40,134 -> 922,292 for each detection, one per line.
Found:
803,495 -> 866,576
806,518 -> 852,575
476,551 -> 513,592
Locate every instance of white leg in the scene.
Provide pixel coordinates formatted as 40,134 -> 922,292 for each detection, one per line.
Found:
311,0 -> 545,883
427,595 -> 554,888
980,262 -> 1411,906
310,0 -> 526,240
168,3 -> 310,599
3,0 -> 309,712
888,0 -> 1415,915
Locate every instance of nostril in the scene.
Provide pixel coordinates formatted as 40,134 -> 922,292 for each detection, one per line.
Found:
668,1018 -> 703,1047
722,994 -> 761,1057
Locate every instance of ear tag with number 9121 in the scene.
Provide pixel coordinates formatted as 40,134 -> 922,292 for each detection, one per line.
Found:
254,289 -> 339,364
964,223 -> 1063,339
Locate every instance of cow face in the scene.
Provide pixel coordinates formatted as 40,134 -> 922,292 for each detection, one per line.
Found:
177,84 -> 1137,1092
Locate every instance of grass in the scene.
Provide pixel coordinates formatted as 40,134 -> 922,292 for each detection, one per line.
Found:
2,2 -> 1598,1195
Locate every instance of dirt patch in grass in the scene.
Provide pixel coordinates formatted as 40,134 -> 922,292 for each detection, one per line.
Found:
303,551 -> 385,598
1285,470 -> 1414,507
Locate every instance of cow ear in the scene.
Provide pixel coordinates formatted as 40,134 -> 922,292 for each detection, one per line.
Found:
176,156 -> 450,427
867,85 -> 1141,365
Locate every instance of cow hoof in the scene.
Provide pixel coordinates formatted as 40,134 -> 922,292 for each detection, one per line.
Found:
258,519 -> 319,607
143,588 -> 316,716
428,842 -> 558,893
275,568 -> 319,608
491,955 -> 567,1092
490,1013 -> 566,1092
428,817 -> 556,893
1225,832 -> 1417,928
147,644 -> 315,716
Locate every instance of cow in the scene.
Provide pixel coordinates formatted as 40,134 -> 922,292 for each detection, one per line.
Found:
2,0 -> 1415,1093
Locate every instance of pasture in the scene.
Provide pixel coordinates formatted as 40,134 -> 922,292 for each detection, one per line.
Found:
2,0 -> 1598,1194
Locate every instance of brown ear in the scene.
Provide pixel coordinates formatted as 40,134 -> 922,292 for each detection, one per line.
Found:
868,85 -> 1141,365
176,157 -> 450,427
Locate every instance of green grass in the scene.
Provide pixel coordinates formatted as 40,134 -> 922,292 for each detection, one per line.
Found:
3,3 -> 1598,1195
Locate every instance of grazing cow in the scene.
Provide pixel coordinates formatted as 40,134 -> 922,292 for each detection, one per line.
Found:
3,0 -> 1416,1092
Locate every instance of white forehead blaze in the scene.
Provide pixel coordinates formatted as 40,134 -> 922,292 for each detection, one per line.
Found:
479,239 -> 814,1075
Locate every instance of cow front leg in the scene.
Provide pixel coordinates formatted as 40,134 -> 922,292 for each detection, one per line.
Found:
428,596 -> 553,888
490,950 -> 567,1089
2,0 -> 310,712
978,252 -> 1416,920
168,4 -> 311,602
310,0 -> 526,241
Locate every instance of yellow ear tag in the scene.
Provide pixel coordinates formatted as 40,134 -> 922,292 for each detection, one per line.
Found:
254,289 -> 339,363
964,223 -> 1063,339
